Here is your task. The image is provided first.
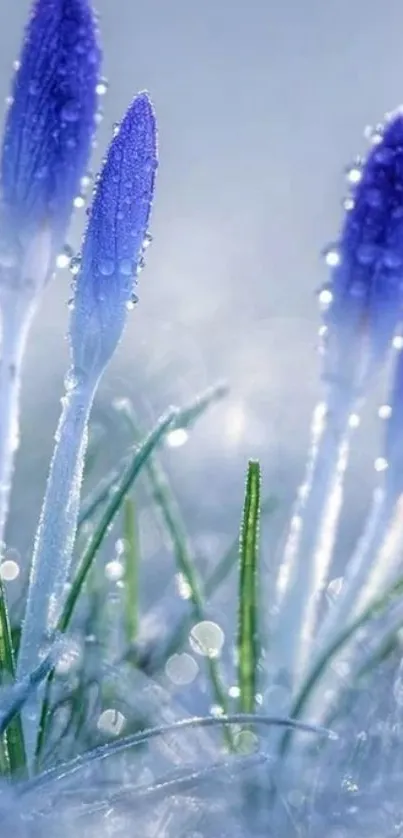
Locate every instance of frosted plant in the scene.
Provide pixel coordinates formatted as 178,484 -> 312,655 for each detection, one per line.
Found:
17,92 -> 158,760
273,108 -> 403,692
0,0 -> 100,547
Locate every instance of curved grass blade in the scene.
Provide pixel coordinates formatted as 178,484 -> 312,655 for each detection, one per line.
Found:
28,712 -> 335,792
0,652 -> 54,737
35,409 -> 176,764
122,497 -> 140,646
278,568 -> 403,757
120,407 -> 233,747
237,460 -> 261,715
0,592 -> 25,776
158,495 -> 277,667
78,382 -> 228,530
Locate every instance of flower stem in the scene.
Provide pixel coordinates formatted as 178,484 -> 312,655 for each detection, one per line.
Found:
273,389 -> 354,691
17,373 -> 97,764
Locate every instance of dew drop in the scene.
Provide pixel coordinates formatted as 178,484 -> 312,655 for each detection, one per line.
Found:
356,243 -> 379,265
323,244 -> 341,268
98,258 -> 115,276
97,708 -> 126,736
55,638 -> 82,675
143,232 -> 153,249
327,577 -> 344,598
69,256 -> 82,276
105,560 -> 124,582
348,413 -> 360,429
378,404 -> 392,419
119,258 -> 133,276
393,335 -> 403,350
175,572 -> 192,600
73,195 -> 85,209
346,164 -> 363,184
0,560 -> 19,582
189,621 -> 225,658
165,653 -> 199,686
318,287 -> 333,307
383,250 -> 403,269
374,456 -> 388,472
343,196 -> 355,211
80,172 -> 92,191
61,102 -> 80,123
12,60 -> 20,72
210,704 -> 224,717
166,428 -> 189,448
57,245 -> 74,270
96,78 -> 109,96
126,294 -> 138,310
113,122 -> 121,137
94,110 -> 103,125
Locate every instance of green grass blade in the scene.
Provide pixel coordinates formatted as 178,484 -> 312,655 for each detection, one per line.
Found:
237,460 -> 261,715
61,410 -> 176,634
122,497 -> 140,646
158,496 -> 277,667
0,579 -> 26,776
35,410 -> 176,765
166,382 -> 228,433
78,383 -> 228,532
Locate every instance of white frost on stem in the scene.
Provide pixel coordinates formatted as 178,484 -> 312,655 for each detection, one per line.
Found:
273,389 -> 354,693
17,373 -> 97,763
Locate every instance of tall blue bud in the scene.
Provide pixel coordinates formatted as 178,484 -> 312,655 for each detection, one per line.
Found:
321,110 -> 403,392
0,0 -> 100,552
273,109 -> 403,696
69,92 -> 157,382
18,93 -> 158,764
0,0 -> 100,263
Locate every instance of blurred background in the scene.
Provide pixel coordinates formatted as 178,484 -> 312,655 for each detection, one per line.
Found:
1,0 -> 403,602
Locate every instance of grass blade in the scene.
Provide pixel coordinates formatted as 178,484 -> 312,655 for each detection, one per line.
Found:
158,496 -> 277,667
122,497 -> 140,646
35,409 -> 176,765
29,713 -> 334,791
279,568 -> 403,757
237,460 -> 261,715
0,581 -> 25,775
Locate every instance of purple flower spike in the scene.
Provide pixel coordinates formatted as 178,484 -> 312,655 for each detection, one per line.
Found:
69,92 -> 157,380
0,0 -> 100,252
322,109 -> 403,391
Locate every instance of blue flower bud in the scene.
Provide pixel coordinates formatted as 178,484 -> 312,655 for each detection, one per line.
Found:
321,109 -> 403,392
0,0 -> 100,254
69,92 -> 157,380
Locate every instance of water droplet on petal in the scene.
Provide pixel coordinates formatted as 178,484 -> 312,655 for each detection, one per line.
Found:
61,102 -> 80,123
383,250 -> 403,269
323,244 -> 341,267
379,404 -> 392,419
57,245 -> 74,269
346,163 -> 363,184
356,243 -> 379,265
318,286 -> 333,307
96,78 -> 109,96
374,456 -> 388,472
393,335 -> 403,350
73,195 -> 85,209
99,258 -> 115,276
343,196 -> 355,211
119,258 -> 133,276
69,256 -> 82,276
